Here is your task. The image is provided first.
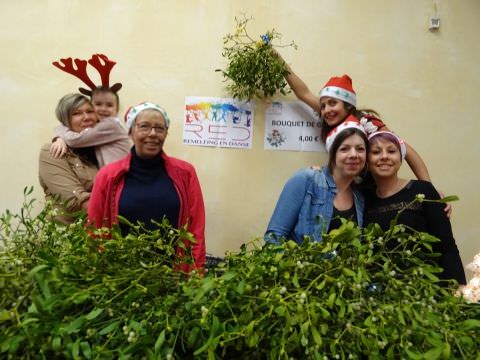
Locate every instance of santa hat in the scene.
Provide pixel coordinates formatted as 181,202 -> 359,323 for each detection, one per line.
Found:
368,131 -> 407,160
325,116 -> 366,153
319,74 -> 356,107
124,102 -> 171,130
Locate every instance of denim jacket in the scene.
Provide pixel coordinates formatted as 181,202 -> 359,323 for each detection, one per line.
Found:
265,167 -> 364,244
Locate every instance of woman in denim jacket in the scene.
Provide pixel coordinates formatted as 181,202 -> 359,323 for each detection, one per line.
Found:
265,121 -> 368,244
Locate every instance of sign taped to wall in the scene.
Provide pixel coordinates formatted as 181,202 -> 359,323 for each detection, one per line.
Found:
183,96 -> 254,149
264,101 -> 325,152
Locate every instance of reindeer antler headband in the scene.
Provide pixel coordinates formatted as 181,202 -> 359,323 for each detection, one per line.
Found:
52,54 -> 122,96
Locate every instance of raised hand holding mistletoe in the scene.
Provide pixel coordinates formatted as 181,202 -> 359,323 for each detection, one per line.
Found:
216,15 -> 297,100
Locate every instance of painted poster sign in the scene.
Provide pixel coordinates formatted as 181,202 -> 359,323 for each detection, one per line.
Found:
183,96 -> 254,149
264,101 -> 325,152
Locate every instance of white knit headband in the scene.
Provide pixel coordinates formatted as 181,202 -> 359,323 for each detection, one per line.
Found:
124,102 -> 171,130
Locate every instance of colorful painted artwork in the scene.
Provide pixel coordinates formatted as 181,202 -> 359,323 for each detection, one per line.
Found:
264,101 -> 325,152
183,97 -> 254,149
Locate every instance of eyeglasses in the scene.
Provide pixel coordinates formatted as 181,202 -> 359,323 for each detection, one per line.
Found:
135,123 -> 167,135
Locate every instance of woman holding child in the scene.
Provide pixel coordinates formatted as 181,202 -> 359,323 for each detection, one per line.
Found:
50,54 -> 130,166
38,94 -> 100,224
39,55 -> 130,224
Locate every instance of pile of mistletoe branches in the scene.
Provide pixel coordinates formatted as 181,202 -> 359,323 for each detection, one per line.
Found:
1,188 -> 479,359
216,15 -> 297,101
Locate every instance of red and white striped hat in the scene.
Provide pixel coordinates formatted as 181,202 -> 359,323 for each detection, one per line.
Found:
319,74 -> 357,107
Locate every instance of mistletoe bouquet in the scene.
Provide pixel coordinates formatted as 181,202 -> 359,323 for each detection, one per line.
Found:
217,15 -> 297,100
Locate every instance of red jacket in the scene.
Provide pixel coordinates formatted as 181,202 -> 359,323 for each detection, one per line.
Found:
88,151 -> 206,271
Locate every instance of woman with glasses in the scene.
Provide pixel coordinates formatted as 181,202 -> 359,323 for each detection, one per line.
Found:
88,102 -> 206,271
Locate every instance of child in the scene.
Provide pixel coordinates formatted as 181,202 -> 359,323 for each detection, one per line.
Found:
50,54 -> 130,166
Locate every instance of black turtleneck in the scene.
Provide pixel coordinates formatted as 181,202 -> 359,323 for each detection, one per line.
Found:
119,148 -> 180,234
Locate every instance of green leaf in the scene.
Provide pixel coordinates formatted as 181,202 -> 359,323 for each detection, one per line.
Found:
31,295 -> 45,314
154,329 -> 166,354
71,339 -> 80,359
327,292 -> 336,308
338,302 -> 346,318
460,319 -> 480,330
404,347 -> 423,359
208,348 -> 216,360
426,332 -> 443,347
311,326 -> 322,346
342,267 -> 356,277
397,309 -> 406,325
73,292 -> 90,304
98,320 -> 120,335
52,337 -> 62,351
421,345 -> 443,360
316,279 -> 326,290
438,195 -> 459,202
64,316 -> 85,334
20,317 -> 39,326
246,333 -> 260,347
0,310 -> 12,322
236,280 -> 246,294
441,342 -> 451,359
275,306 -> 285,316
187,327 -> 200,348
319,323 -> 328,335
85,308 -> 103,321
222,271 -> 237,281
1,335 -> 25,353
194,335 -> 214,355
28,264 -> 49,276
194,278 -> 216,302
80,341 -> 91,359
318,306 -> 330,319
36,276 -> 52,300
292,273 -> 300,288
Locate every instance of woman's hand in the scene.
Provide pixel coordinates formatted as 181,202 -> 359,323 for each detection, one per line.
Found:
50,138 -> 68,158
438,190 -> 453,218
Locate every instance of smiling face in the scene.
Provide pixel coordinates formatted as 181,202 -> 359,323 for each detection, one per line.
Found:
69,102 -> 98,133
319,96 -> 349,127
332,133 -> 367,179
91,90 -> 119,119
130,109 -> 168,159
368,137 -> 402,179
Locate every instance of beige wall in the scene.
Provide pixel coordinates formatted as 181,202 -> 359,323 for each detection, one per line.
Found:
1,1 -> 479,277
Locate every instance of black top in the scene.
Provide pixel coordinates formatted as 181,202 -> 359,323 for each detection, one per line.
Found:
328,205 -> 357,232
365,180 -> 466,284
119,148 -> 180,234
